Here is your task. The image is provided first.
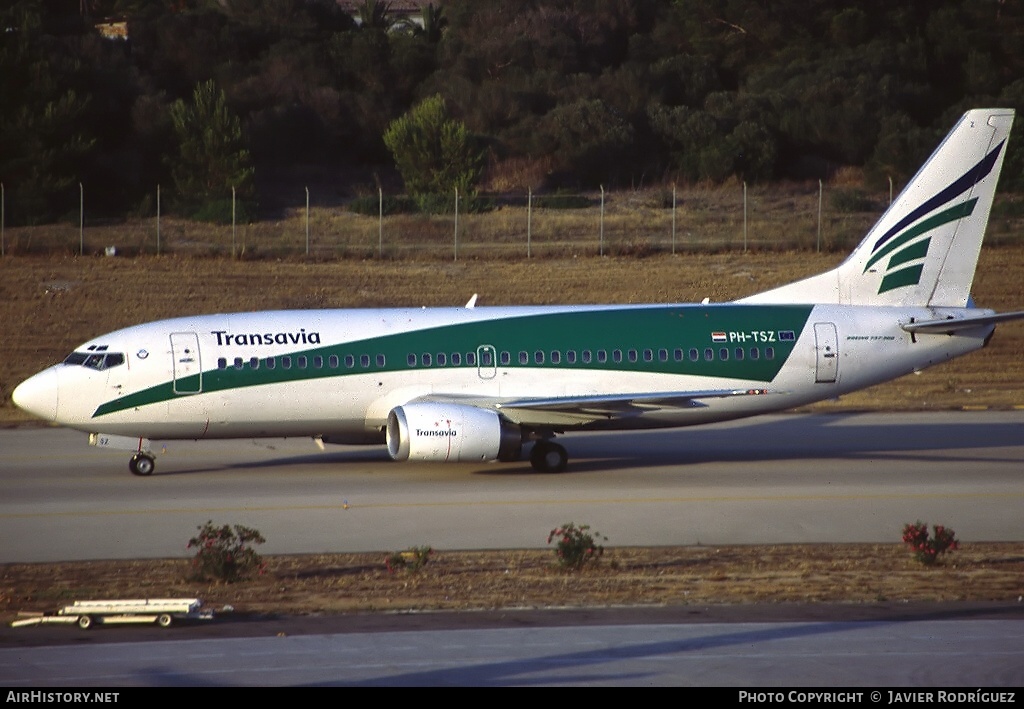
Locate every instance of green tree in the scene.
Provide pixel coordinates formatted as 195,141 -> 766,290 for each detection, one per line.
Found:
168,80 -> 255,221
383,94 -> 484,211
0,2 -> 96,223
536,98 -> 636,187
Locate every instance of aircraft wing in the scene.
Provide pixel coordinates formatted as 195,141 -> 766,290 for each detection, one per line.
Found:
901,310 -> 1024,334
414,388 -> 773,426
489,388 -> 772,426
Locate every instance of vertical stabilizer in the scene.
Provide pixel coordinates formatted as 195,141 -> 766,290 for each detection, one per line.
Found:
741,109 -> 1014,307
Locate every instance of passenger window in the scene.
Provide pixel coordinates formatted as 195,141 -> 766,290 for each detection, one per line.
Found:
689,348 -> 699,362
627,349 -> 637,363
282,356 -> 292,369
451,352 -> 461,366
313,356 -> 323,368
481,350 -> 494,366
345,354 -> 355,368
612,350 -> 623,363
359,354 -> 369,368
749,348 -> 760,360
297,356 -> 308,369
566,350 -> 577,364
466,352 -> 476,366
519,351 -> 529,365
500,351 -> 511,365
218,358 -> 227,369
265,357 -> 276,370
704,348 -> 714,361
550,351 -> 561,364
734,348 -> 744,361
719,348 -> 729,361
597,350 -> 607,363
376,354 -> 386,367
329,355 -> 339,368
534,350 -> 544,364
644,349 -> 655,362
659,349 -> 668,362
249,357 -> 260,369
582,350 -> 592,364
407,353 -> 417,367
234,357 -> 244,370
765,347 -> 775,360
422,353 -> 432,366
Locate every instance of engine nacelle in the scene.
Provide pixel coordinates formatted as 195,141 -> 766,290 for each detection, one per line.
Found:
386,403 -> 522,463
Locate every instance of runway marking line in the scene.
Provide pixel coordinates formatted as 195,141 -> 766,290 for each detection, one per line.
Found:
3,490 -> 1023,519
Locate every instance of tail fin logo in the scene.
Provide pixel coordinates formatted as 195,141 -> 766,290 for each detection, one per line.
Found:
863,140 -> 1005,294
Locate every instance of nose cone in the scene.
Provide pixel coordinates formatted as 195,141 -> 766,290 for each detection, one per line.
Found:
12,368 -> 59,422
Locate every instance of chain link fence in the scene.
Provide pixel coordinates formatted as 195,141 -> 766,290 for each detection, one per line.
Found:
2,181 -> 1022,260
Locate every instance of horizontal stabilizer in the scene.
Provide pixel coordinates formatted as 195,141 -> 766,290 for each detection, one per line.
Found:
902,310 -> 1024,334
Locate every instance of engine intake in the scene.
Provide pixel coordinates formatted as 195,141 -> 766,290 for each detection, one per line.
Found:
386,403 -> 522,463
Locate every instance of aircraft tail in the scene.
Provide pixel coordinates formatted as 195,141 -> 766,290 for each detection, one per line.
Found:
741,108 -> 1014,307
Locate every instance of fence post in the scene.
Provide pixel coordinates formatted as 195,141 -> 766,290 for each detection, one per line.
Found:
527,187 -> 532,258
1,182 -> 4,257
79,183 -> 84,256
378,187 -> 383,258
156,184 -> 161,256
231,186 -> 236,257
305,186 -> 310,257
599,185 -> 605,256
742,181 -> 747,253
454,186 -> 459,261
817,179 -> 823,253
671,184 -> 676,255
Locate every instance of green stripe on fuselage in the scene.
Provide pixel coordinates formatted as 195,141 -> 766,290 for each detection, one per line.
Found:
92,305 -> 813,418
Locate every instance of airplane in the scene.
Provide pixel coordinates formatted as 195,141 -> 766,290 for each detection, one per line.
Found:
12,108 -> 1024,476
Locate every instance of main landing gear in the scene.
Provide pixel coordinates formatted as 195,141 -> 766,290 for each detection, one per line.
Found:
529,440 -> 568,473
129,452 -> 156,476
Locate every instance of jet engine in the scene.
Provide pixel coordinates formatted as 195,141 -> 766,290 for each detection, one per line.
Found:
386,403 -> 522,463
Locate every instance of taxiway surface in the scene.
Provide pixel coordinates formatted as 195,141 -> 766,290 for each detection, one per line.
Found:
3,411 -> 1022,562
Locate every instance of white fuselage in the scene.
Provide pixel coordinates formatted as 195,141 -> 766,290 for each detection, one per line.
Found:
14,302 -> 992,442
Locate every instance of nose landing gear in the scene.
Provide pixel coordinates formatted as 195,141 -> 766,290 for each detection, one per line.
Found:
89,433 -> 158,476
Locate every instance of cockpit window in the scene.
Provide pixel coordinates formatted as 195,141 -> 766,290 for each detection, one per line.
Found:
63,351 -> 125,371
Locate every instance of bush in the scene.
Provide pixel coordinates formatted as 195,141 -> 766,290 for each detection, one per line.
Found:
901,520 -> 959,565
347,194 -> 418,216
547,523 -> 606,571
533,194 -> 592,209
829,188 -> 876,214
187,520 -> 266,582
191,198 -> 255,224
385,546 -> 433,573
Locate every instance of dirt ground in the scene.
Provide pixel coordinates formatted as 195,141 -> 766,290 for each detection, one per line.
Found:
4,543 -> 1023,625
